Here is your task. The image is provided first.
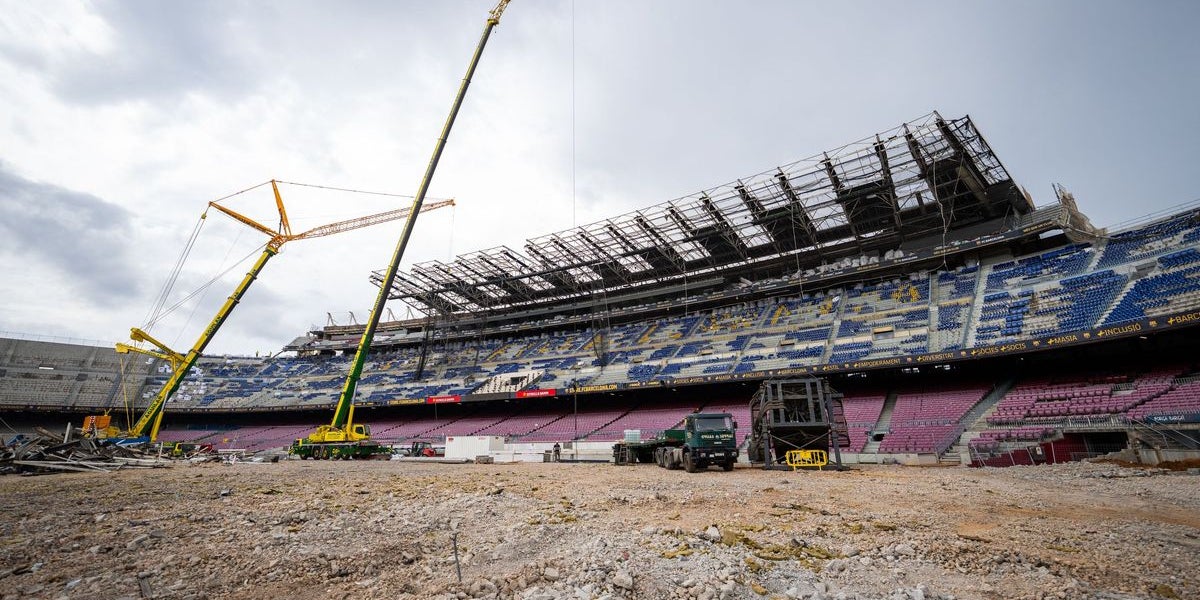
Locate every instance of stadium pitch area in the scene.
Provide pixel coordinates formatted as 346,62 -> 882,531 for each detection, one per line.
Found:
0,460 -> 1197,599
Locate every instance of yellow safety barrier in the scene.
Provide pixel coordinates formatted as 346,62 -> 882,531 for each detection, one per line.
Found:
785,449 -> 828,470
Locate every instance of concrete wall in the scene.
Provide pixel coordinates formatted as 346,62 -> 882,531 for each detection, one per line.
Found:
1135,448 -> 1200,465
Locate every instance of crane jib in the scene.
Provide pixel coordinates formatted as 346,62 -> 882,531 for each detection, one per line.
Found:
118,184 -> 452,441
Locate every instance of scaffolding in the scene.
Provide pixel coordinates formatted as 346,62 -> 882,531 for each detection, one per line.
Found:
377,113 -> 1028,318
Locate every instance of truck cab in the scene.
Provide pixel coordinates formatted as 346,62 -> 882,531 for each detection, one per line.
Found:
681,412 -> 738,472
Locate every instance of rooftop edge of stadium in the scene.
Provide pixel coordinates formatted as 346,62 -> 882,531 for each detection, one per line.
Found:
300,202 -> 1086,353
374,112 -> 1042,318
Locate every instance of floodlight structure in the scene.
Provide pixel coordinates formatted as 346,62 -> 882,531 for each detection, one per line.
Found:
377,113 -> 1029,317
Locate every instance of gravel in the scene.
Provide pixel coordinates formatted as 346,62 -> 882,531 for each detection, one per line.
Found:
0,460 -> 1196,599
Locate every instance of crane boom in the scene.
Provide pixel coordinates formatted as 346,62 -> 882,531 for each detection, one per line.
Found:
291,0 -> 512,459
327,0 -> 511,431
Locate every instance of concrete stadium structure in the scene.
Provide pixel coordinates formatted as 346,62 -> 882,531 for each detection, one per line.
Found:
4,114 -> 1199,467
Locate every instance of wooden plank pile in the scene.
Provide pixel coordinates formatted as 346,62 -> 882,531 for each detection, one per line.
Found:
0,427 -> 172,475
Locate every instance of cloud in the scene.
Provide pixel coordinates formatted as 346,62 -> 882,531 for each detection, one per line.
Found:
0,2 -> 264,105
0,163 -> 141,305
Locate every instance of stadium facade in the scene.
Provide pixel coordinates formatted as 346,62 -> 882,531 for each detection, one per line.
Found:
3,113 -> 1199,466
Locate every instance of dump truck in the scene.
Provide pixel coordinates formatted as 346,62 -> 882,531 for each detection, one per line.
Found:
612,412 -> 739,472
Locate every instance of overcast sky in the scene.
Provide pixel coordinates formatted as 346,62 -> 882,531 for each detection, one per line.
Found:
1,0 -> 1198,355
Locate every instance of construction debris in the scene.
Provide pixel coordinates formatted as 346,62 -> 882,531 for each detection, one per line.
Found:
0,428 -> 178,475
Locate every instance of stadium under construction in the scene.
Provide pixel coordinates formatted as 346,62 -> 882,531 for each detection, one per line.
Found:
3,112 -> 1199,468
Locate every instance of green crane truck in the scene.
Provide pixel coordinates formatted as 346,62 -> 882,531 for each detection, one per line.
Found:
612,412 -> 739,472
289,0 -> 512,460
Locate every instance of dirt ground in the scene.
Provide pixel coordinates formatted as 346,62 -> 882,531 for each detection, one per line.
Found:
0,460 -> 1197,600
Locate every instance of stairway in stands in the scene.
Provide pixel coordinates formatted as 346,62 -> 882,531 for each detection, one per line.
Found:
945,375 -> 1018,464
821,297 -> 848,364
962,261 -> 992,347
860,392 -> 898,457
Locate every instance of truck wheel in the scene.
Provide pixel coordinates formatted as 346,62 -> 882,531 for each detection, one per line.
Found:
723,460 -> 734,471
684,452 -> 698,473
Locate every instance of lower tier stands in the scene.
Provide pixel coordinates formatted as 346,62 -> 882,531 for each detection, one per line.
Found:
877,386 -> 988,454
839,392 -> 887,453
968,426 -> 1057,454
148,364 -> 1200,463
1127,380 -> 1200,420
969,366 -> 1200,458
988,369 -> 1177,424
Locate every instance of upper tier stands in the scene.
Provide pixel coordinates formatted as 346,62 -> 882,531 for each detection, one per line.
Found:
1102,248 -> 1200,325
0,337 -> 157,410
930,265 -> 978,352
134,209 -> 1200,412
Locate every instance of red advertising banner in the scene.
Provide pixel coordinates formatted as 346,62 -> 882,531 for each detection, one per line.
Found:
515,389 -> 556,398
426,395 -> 462,404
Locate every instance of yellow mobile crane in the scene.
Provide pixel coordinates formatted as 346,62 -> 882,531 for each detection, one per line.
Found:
98,181 -> 453,444
292,0 -> 512,459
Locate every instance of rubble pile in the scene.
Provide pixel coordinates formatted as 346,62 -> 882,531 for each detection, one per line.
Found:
0,428 -> 175,475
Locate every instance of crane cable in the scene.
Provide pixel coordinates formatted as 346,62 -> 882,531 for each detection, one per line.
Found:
138,180 -> 283,335
118,210 -> 208,418
135,178 -> 446,356
170,223 -> 248,349
113,178 -> 434,419
139,180 -> 279,337
141,212 -> 207,336
144,243 -> 268,331
273,180 -> 423,199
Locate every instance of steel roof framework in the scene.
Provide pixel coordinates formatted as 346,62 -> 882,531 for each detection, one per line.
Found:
373,113 -> 1022,316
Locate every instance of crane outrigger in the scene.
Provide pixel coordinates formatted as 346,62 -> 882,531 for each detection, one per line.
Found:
291,0 -> 512,459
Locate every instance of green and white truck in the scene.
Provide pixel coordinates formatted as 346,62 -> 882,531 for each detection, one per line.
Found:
612,412 -> 739,472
